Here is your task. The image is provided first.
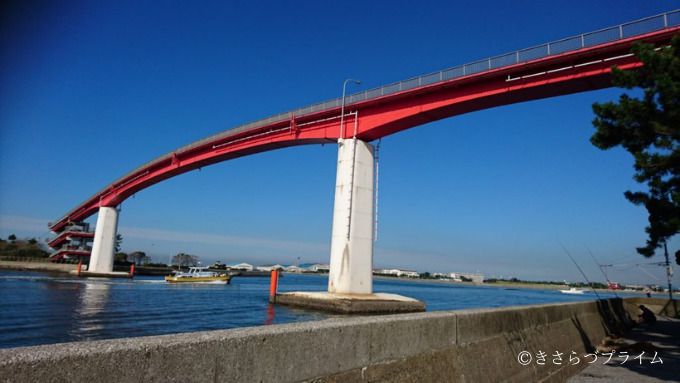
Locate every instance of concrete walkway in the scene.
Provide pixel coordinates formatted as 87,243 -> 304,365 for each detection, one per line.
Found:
567,315 -> 679,382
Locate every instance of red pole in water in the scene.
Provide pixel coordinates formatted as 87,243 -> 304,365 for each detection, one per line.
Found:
76,261 -> 82,276
269,270 -> 279,303
130,264 -> 135,278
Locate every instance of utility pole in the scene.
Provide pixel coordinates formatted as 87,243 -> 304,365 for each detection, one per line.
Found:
664,242 -> 674,300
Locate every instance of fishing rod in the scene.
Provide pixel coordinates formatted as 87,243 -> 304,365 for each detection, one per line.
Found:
584,244 -> 618,298
559,242 -> 601,299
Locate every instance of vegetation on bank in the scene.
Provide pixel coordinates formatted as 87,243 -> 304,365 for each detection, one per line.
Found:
0,235 -> 49,259
485,278 -> 608,289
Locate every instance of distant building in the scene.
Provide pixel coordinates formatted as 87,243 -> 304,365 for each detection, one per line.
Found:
282,265 -> 301,273
450,272 -> 484,283
226,262 -> 253,271
305,264 -> 330,273
257,264 -> 284,272
376,269 -> 419,278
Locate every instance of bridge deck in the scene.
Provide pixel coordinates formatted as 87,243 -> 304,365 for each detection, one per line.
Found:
48,10 -> 680,235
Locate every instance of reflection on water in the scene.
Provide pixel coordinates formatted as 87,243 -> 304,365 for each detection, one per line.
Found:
74,283 -> 112,335
0,271 -> 633,349
264,304 -> 275,325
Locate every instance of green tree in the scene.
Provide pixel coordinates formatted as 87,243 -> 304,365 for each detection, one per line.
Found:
128,251 -> 147,266
8,234 -> 16,243
591,36 -> 680,257
171,253 -> 200,268
114,252 -> 129,263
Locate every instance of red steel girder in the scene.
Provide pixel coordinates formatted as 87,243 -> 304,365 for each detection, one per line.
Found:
49,27 -> 680,233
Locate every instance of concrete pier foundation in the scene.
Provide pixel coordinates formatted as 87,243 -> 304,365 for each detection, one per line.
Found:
88,206 -> 119,274
275,291 -> 426,314
328,138 -> 375,295
279,138 -> 423,313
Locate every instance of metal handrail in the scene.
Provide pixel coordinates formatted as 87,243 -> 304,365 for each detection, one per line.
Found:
52,10 -> 680,228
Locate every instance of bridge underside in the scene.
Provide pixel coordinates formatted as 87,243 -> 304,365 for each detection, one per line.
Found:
45,24 -> 679,298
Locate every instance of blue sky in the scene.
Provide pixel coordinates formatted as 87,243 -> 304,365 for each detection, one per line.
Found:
1,0 -> 678,286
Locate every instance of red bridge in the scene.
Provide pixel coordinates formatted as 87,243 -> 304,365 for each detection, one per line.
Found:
48,11 -> 679,293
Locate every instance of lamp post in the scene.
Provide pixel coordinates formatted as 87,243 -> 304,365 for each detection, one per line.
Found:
340,79 -> 360,140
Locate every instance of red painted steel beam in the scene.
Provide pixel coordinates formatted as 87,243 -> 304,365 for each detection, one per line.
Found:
48,27 -> 679,233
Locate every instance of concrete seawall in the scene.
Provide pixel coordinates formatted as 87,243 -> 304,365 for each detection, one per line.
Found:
0,298 -> 637,382
0,260 -> 76,273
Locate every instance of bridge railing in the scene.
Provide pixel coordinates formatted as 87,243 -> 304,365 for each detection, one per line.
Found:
52,10 -> 680,228
153,10 -> 680,164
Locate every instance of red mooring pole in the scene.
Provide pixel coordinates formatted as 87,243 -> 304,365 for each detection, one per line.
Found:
130,264 -> 135,278
269,270 -> 279,303
76,261 -> 82,276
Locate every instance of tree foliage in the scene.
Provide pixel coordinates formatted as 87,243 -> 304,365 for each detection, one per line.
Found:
0,237 -> 48,258
114,252 -> 129,263
171,253 -> 200,268
128,251 -> 147,266
591,36 -> 680,257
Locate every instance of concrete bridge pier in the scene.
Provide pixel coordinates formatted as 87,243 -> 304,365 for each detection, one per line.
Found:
275,138 -> 424,313
78,206 -> 129,277
328,138 -> 375,295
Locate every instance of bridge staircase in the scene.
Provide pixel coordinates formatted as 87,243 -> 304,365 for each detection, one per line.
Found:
47,222 -> 94,261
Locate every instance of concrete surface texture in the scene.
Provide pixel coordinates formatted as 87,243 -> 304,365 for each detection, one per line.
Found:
275,291 -> 426,314
88,206 -> 118,273
568,307 -> 679,383
0,260 -> 76,272
1,298 -> 651,382
328,138 -> 375,295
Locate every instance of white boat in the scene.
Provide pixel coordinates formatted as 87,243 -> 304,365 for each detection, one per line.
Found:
559,287 -> 584,294
165,267 -> 233,283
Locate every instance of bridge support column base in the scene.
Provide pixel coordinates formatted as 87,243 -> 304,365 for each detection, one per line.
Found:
274,291 -> 425,314
328,139 -> 375,295
69,270 -> 131,278
89,206 -> 119,274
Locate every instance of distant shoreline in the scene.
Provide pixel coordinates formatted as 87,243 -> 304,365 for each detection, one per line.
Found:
0,263 -> 665,296
371,275 -> 665,296
0,260 -> 76,273
373,275 -> 567,290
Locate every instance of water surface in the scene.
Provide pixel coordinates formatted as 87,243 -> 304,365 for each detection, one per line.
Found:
0,270 -> 624,349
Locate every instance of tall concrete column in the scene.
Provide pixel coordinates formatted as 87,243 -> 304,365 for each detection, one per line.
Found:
328,138 -> 374,294
88,206 -> 119,273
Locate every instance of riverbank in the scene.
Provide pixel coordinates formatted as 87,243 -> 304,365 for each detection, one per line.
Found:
0,264 -> 665,297
0,260 -> 176,277
371,275 -> 666,296
0,259 -> 76,272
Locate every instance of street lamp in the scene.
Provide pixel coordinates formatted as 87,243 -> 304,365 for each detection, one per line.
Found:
340,79 -> 361,140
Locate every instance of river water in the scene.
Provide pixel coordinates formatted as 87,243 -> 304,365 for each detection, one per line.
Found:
0,270 -> 626,349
